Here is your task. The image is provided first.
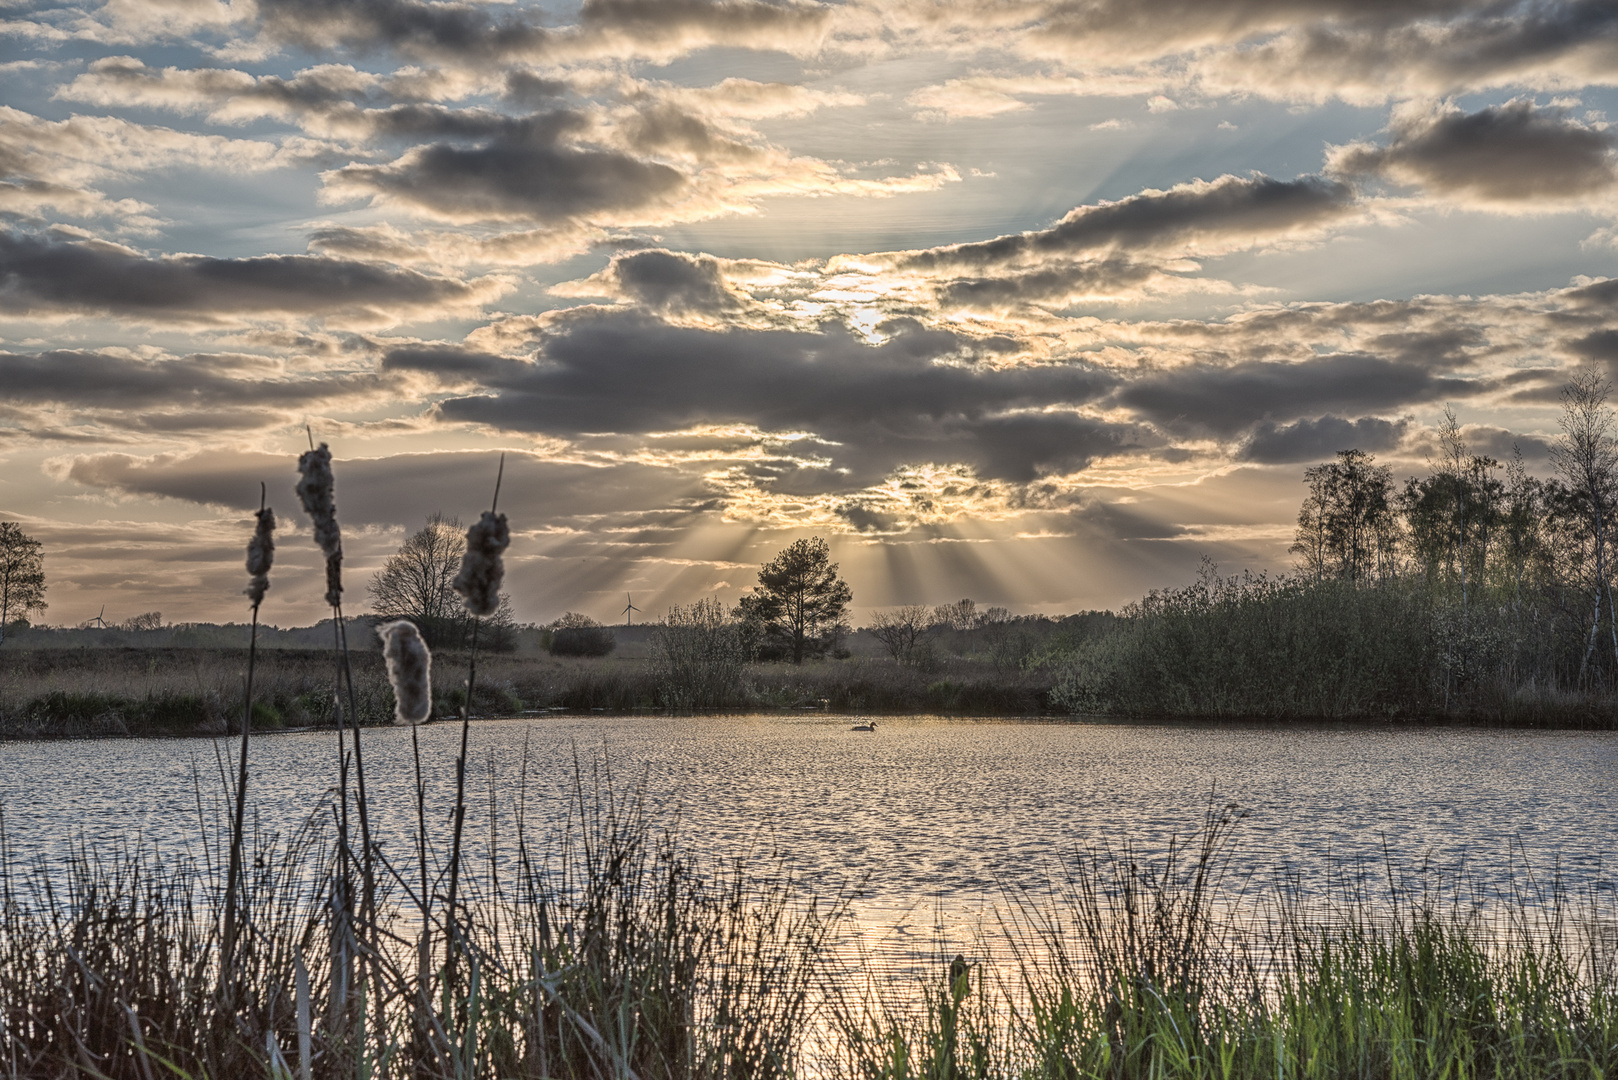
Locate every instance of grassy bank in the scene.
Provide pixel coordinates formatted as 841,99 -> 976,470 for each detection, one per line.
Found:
4,783 -> 1616,1079
0,646 -> 1061,738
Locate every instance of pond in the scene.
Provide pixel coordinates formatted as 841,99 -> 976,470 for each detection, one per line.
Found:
4,715 -> 1616,958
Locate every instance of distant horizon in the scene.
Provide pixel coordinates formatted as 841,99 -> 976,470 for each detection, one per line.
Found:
4,0 -> 1617,625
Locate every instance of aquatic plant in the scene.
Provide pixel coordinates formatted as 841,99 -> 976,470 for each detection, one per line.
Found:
451,510 -> 508,618
377,619 -> 432,725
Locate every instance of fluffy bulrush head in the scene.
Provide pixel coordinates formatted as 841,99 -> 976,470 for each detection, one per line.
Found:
377,619 -> 433,724
245,506 -> 275,607
295,443 -> 343,606
452,511 -> 509,617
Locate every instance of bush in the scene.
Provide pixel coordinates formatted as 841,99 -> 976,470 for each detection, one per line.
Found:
650,597 -> 751,710
1051,567 -> 1435,717
548,613 -> 617,657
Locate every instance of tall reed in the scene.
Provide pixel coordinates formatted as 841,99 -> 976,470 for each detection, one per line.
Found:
444,454 -> 508,992
221,486 -> 274,990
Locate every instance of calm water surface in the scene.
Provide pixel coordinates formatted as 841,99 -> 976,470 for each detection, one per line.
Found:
3,715 -> 1616,936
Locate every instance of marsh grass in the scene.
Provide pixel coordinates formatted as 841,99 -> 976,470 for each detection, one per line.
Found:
0,760 -> 842,1080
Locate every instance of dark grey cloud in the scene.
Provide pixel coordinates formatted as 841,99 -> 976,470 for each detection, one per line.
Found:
255,0 -> 555,60
387,310 -> 1122,484
1331,100 -> 1618,202
58,448 -> 716,528
1118,353 -> 1480,437
594,249 -> 743,314
1570,328 -> 1618,362
503,71 -> 571,107
253,0 -> 826,63
1028,0 -> 1469,60
935,258 -> 1165,310
1236,414 -> 1409,463
326,111 -> 686,223
894,174 -> 1355,273
1185,0 -> 1618,102
0,231 -> 499,323
0,348 -> 379,408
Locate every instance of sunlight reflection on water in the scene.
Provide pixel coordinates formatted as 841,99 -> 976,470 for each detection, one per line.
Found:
3,714 -> 1616,968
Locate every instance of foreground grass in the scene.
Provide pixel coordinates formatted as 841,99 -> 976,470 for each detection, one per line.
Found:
3,782 -> 1616,1080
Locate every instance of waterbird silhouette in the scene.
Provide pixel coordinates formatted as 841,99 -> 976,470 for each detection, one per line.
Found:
851,720 -> 876,731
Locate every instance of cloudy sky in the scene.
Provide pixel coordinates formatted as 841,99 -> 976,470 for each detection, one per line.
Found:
4,0 -> 1618,627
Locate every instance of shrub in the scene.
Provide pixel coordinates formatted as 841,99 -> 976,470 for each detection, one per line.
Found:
650,597 -> 750,710
548,612 -> 616,656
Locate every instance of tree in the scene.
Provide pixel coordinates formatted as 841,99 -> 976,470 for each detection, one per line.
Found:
1291,449 -> 1399,582
369,513 -> 515,649
734,537 -> 852,664
868,605 -> 931,664
932,598 -> 979,631
0,522 -> 46,645
1549,370 -> 1618,681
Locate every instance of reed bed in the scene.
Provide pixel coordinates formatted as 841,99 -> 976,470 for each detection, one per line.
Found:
0,763 -> 840,1080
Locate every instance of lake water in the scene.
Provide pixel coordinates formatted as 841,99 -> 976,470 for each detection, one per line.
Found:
4,715 -> 1616,959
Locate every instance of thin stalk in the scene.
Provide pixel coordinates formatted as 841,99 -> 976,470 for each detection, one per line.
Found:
412,716 -> 434,1024
328,613 -> 355,1026
444,613 -> 482,989
334,603 -> 384,1075
445,455 -> 502,990
219,600 -> 259,991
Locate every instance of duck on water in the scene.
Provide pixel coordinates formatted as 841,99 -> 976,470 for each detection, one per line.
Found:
851,720 -> 876,732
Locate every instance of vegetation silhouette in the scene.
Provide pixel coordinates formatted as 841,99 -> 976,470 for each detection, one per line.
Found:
734,536 -> 852,664
0,521 -> 46,644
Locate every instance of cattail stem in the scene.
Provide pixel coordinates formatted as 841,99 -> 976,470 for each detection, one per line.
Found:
335,608 -> 375,927
329,612 -> 355,1013
445,454 -> 504,993
412,720 -> 430,981
220,603 -> 259,992
444,614 -> 481,989
224,484 -> 273,1001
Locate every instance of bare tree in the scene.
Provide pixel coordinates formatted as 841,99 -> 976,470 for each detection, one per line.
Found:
868,605 -> 931,664
1549,370 -> 1618,682
932,598 -> 979,631
0,522 -> 46,644
369,513 -> 480,647
119,611 -> 163,631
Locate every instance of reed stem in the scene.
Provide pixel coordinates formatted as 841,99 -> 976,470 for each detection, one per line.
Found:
219,602 -> 258,991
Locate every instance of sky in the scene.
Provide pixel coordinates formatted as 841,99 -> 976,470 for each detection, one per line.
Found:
4,0 -> 1618,628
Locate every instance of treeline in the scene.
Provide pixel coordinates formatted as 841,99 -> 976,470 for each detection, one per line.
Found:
1051,373 -> 1618,721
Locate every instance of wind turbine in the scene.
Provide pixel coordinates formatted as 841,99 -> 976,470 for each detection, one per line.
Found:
622,593 -> 640,628
85,605 -> 107,630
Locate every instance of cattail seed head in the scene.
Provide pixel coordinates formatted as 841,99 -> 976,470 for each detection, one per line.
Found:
245,506 -> 275,607
453,510 -> 508,617
377,620 -> 433,724
296,443 -> 343,606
